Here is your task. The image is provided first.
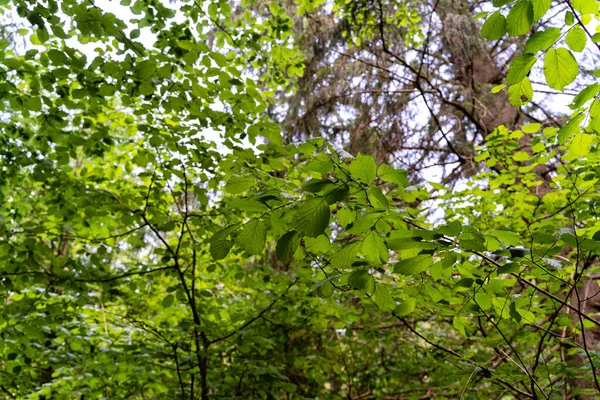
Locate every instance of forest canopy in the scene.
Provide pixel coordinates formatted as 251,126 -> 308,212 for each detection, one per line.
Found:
1,0 -> 600,399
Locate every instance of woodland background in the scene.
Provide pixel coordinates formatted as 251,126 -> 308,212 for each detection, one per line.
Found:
1,0 -> 600,399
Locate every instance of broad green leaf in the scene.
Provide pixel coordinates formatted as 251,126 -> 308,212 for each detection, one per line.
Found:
508,77 -> 533,106
305,235 -> 330,253
373,284 -> 396,312
570,83 -> 600,109
385,230 -> 417,251
531,0 -> 551,21
209,225 -> 237,260
330,242 -> 360,268
475,292 -> 492,310
368,186 -> 389,209
361,232 -> 388,265
346,214 -> 379,235
544,48 -> 578,92
293,197 -> 330,237
439,220 -> 462,237
565,11 -> 575,25
336,208 -> 355,228
325,184 -> 350,204
394,255 -> 432,275
453,316 -> 469,336
349,153 -> 377,183
47,49 -> 69,65
572,0 -> 598,14
523,28 -> 560,53
517,308 -> 536,322
506,54 -> 536,85
225,176 -> 255,194
497,262 -> 521,274
319,281 -> 334,297
237,220 -> 266,255
454,278 -> 474,292
230,198 -> 269,213
512,151 -> 530,162
276,231 -> 300,261
558,112 -> 584,143
490,230 -> 522,246
348,269 -> 375,294
481,12 -> 506,40
522,123 -> 541,133
377,164 -> 408,187
134,60 -> 157,80
567,133 -> 593,157
395,298 -> 416,316
506,1 -> 534,37
303,178 -> 336,193
162,294 -> 175,308
566,26 -> 587,52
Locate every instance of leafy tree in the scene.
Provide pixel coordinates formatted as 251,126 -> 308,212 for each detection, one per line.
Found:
1,0 -> 600,399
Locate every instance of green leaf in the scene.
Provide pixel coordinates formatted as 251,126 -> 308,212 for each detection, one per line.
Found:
368,186 -> 389,209
162,294 -> 174,308
209,225 -> 237,260
439,220 -> 462,237
475,292 -> 492,310
276,231 -> 300,261
544,48 -> 579,92
373,284 -> 396,312
523,28 -> 561,53
229,198 -> 269,213
558,112 -> 584,143
490,230 -> 522,246
454,278 -> 474,291
572,0 -> 598,14
305,235 -> 330,254
237,220 -> 266,255
531,0 -> 551,21
453,316 -> 468,336
481,11 -> 506,40
302,178 -> 336,193
566,26 -> 587,52
325,184 -> 350,204
570,83 -> 600,109
522,123 -> 541,133
349,153 -> 377,183
506,1 -> 534,37
491,84 -> 506,93
565,11 -> 575,25
394,255 -> 432,275
395,298 -> 416,316
318,281 -> 334,297
567,133 -> 593,157
348,269 -> 375,294
512,151 -> 530,162
134,60 -> 157,80
377,164 -> 408,187
506,54 -> 536,85
225,176 -> 255,194
497,262 -> 521,274
517,308 -> 536,322
47,49 -> 69,65
508,77 -> 533,106
361,232 -> 388,265
293,198 -> 330,237
330,242 -> 360,268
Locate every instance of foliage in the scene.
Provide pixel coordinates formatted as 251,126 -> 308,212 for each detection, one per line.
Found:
0,0 -> 600,399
